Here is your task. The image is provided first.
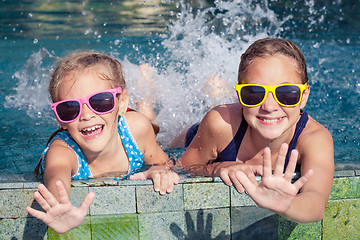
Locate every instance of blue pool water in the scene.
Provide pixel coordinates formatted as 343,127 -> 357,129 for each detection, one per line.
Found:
0,0 -> 359,179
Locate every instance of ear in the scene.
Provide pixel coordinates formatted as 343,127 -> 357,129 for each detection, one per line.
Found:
299,84 -> 310,109
117,89 -> 129,116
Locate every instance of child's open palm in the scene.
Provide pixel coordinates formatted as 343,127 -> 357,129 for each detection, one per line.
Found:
26,180 -> 95,234
235,143 -> 314,214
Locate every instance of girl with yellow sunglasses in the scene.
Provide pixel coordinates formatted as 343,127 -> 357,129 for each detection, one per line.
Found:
178,38 -> 334,223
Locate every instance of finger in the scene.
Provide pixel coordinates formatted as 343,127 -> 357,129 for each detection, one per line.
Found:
26,206 -> 46,220
219,170 -> 233,186
33,191 -> 51,212
284,149 -> 299,181
166,173 -> 179,193
235,171 -> 258,195
78,192 -> 95,214
37,183 -> 59,208
159,173 -> 169,195
293,169 -> 314,190
152,173 -> 161,192
273,143 -> 288,176
262,147 -> 272,178
56,180 -> 70,204
229,171 -> 245,193
244,168 -> 257,185
129,172 -> 147,180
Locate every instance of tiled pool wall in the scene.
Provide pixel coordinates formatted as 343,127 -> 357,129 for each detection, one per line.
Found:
0,162 -> 359,240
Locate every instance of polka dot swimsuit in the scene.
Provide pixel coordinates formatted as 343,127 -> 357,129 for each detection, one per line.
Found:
41,116 -> 144,179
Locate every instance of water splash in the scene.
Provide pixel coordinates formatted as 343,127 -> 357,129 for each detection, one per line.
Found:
141,0 -> 287,146
4,48 -> 55,123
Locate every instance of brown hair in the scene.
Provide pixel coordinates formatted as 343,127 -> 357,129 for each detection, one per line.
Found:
238,38 -> 308,84
49,51 -> 126,102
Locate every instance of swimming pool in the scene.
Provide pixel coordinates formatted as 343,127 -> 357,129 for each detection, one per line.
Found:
0,0 -> 359,179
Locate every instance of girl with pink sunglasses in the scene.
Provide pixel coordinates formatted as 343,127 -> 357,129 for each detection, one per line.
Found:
26,51 -> 179,234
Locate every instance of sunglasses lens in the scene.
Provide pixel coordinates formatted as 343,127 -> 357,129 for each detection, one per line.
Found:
241,86 -> 265,106
56,101 -> 80,122
275,85 -> 301,106
89,92 -> 115,113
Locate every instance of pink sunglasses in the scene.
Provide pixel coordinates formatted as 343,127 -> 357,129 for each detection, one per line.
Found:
51,87 -> 122,123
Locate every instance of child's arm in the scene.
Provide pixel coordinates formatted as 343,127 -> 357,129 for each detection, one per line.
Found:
280,127 -> 334,222
26,140 -> 95,233
178,105 -> 262,184
236,130 -> 334,223
126,112 -> 179,194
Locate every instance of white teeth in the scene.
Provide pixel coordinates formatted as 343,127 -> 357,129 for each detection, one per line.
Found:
83,125 -> 102,132
261,117 -> 282,123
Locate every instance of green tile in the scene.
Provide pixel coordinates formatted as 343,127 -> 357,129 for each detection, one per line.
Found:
91,214 -> 139,240
136,184 -> 183,213
323,199 -> 360,240
329,177 -> 360,200
47,216 -> 91,240
277,217 -> 321,240
183,182 -> 230,210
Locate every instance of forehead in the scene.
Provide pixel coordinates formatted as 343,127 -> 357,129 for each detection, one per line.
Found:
58,66 -> 114,100
244,55 -> 302,85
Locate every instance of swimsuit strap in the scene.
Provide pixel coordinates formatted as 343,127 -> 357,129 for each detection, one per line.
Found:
284,111 -> 308,170
216,117 -> 248,161
118,116 -> 144,177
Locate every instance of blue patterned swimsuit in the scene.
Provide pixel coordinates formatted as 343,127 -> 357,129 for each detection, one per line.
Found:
41,116 -> 144,179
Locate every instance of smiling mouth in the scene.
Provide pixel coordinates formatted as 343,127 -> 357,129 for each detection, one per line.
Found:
258,116 -> 285,123
81,125 -> 104,136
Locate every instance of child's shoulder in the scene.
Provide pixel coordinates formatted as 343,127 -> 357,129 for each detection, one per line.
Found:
209,103 -> 242,118
299,114 -> 333,149
304,115 -> 332,137
45,139 -> 78,171
124,111 -> 154,135
202,103 -> 242,132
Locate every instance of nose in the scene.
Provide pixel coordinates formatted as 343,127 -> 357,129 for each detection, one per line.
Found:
79,103 -> 96,121
260,92 -> 279,112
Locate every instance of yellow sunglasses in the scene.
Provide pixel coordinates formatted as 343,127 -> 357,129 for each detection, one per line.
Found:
235,83 -> 308,107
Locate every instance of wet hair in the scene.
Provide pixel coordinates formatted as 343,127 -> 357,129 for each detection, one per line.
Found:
238,38 -> 308,84
49,51 -> 126,102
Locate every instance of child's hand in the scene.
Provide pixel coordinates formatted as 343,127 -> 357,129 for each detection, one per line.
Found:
26,180 -> 95,234
130,166 -> 180,195
216,162 -> 263,193
235,143 -> 314,214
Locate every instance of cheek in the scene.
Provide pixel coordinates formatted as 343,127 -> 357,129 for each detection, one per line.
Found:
241,106 -> 260,122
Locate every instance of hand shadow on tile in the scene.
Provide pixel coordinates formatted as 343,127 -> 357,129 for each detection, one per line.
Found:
170,209 -> 228,239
